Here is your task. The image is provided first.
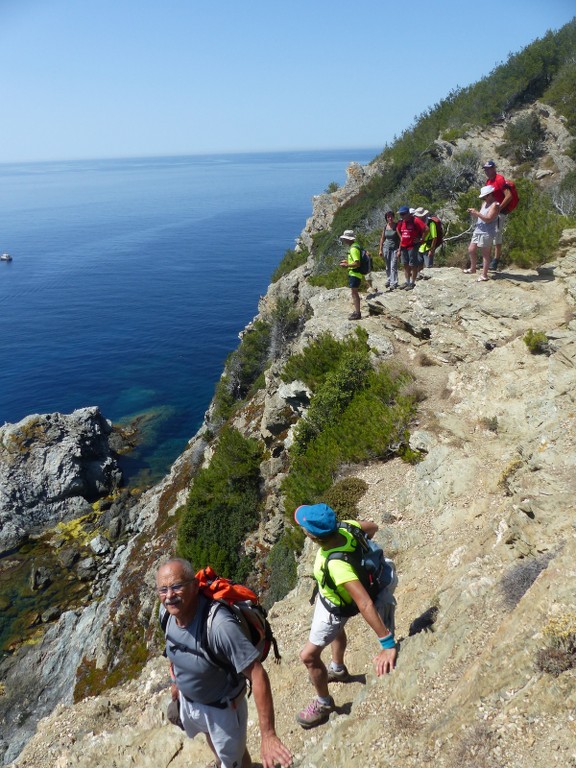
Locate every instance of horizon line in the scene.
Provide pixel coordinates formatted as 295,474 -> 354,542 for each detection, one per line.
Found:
0,145 -> 383,168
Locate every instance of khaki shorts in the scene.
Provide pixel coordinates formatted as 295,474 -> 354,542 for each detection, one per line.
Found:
471,232 -> 495,249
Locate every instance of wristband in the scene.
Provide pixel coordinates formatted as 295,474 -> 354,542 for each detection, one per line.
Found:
379,633 -> 395,649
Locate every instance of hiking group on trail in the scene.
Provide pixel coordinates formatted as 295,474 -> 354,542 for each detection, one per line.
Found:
155,157 -> 519,768
156,500 -> 398,766
337,158 -> 517,317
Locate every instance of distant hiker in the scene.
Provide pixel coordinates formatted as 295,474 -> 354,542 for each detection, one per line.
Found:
396,205 -> 427,290
482,160 -> 513,270
465,185 -> 500,282
379,210 -> 400,291
412,207 -> 436,280
339,229 -> 363,319
294,504 -> 397,729
156,558 -> 293,768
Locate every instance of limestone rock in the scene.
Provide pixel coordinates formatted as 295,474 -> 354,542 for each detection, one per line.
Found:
0,407 -> 122,555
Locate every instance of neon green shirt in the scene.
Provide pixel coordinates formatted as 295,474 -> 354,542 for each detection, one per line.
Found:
347,243 -> 363,279
313,520 -> 362,608
419,220 -> 437,253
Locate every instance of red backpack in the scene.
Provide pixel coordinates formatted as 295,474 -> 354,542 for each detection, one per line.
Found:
500,180 -> 519,214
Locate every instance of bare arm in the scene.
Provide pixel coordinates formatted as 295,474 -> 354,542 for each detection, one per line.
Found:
358,519 -> 379,539
242,660 -> 293,768
342,579 -> 396,676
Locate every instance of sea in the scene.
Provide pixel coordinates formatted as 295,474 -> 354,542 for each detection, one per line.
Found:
0,149 -> 378,486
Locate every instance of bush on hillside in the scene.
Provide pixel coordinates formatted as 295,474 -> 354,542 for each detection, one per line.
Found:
551,170 -> 576,217
543,59 -> 576,134
177,427 -> 263,581
282,336 -> 416,515
505,179 -> 566,267
281,328 -> 368,390
271,247 -> 309,283
323,477 -> 368,520
498,112 -> 546,164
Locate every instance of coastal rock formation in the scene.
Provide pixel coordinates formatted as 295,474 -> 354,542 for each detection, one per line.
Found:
0,407 -> 122,555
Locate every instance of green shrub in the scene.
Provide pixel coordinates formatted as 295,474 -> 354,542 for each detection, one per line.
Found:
523,328 -> 550,355
212,320 -> 272,421
543,59 -> 576,133
498,112 -> 546,163
325,181 -> 340,193
264,529 -> 302,608
282,356 -> 416,514
271,247 -> 309,283
177,427 -> 263,581
291,346 -> 373,455
266,296 -> 302,359
281,328 -> 368,390
323,477 -> 368,520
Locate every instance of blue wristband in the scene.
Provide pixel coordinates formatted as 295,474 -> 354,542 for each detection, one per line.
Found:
379,634 -> 395,649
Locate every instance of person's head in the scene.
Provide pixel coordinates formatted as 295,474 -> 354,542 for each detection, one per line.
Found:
412,206 -> 429,220
156,558 -> 199,623
294,503 -> 338,541
385,210 -> 394,222
479,185 -> 495,202
483,160 -> 497,180
397,205 -> 410,220
339,229 -> 356,244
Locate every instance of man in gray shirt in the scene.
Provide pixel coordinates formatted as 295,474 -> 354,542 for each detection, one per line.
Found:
157,558 -> 292,768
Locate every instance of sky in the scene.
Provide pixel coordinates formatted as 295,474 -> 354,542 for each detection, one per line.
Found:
0,0 -> 574,163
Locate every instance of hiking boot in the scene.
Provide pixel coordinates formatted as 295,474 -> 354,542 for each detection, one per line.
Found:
406,282 -> 415,290
385,280 -> 390,288
348,311 -> 361,320
327,665 -> 351,683
400,282 -> 411,290
489,258 -> 499,271
296,697 -> 335,729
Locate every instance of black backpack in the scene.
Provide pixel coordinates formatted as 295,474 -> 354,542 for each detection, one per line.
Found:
358,248 -> 372,275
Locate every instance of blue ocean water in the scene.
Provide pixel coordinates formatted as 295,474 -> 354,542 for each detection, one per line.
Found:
0,150 -> 377,484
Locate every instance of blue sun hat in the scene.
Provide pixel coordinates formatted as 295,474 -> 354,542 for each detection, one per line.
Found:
294,503 -> 338,537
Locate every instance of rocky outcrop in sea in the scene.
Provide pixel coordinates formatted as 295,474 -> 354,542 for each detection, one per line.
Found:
0,407 -> 122,555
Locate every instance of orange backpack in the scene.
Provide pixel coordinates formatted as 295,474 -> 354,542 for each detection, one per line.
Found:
160,565 -> 281,666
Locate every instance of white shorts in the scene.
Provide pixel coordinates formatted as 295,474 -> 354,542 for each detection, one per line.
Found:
179,692 -> 248,768
471,232 -> 495,249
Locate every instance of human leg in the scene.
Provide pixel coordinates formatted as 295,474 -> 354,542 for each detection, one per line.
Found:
179,696 -> 248,768
466,240 -> 478,273
390,248 -> 399,287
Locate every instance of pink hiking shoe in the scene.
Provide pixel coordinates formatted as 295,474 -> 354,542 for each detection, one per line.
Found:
296,697 -> 335,728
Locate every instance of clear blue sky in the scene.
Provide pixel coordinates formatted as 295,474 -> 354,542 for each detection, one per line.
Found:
0,0 -> 574,163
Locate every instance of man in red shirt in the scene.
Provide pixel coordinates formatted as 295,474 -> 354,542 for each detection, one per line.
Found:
396,206 -> 427,289
482,160 -> 512,271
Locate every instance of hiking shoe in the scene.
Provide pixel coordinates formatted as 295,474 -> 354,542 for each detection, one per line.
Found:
406,283 -> 415,290
348,312 -> 361,320
489,259 -> 499,271
400,282 -> 411,290
296,697 -> 335,729
385,280 -> 390,288
327,665 -> 351,683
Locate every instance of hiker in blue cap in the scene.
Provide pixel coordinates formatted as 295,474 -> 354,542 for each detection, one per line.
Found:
293,503 -> 397,728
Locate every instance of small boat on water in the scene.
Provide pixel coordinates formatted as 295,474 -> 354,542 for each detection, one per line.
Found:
1,253 -> 12,261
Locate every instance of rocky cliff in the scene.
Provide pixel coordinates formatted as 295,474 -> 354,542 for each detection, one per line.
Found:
3,98 -> 576,766
8,222 -> 576,766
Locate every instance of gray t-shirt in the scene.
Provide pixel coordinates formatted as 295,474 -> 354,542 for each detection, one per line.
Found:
163,595 -> 259,705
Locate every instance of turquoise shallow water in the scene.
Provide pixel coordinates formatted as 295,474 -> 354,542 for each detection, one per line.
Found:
0,149 -> 377,483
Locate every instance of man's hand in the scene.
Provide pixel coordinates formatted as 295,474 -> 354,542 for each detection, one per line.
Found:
261,732 -> 293,768
340,259 -> 348,267
170,683 -> 179,701
374,647 -> 397,676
